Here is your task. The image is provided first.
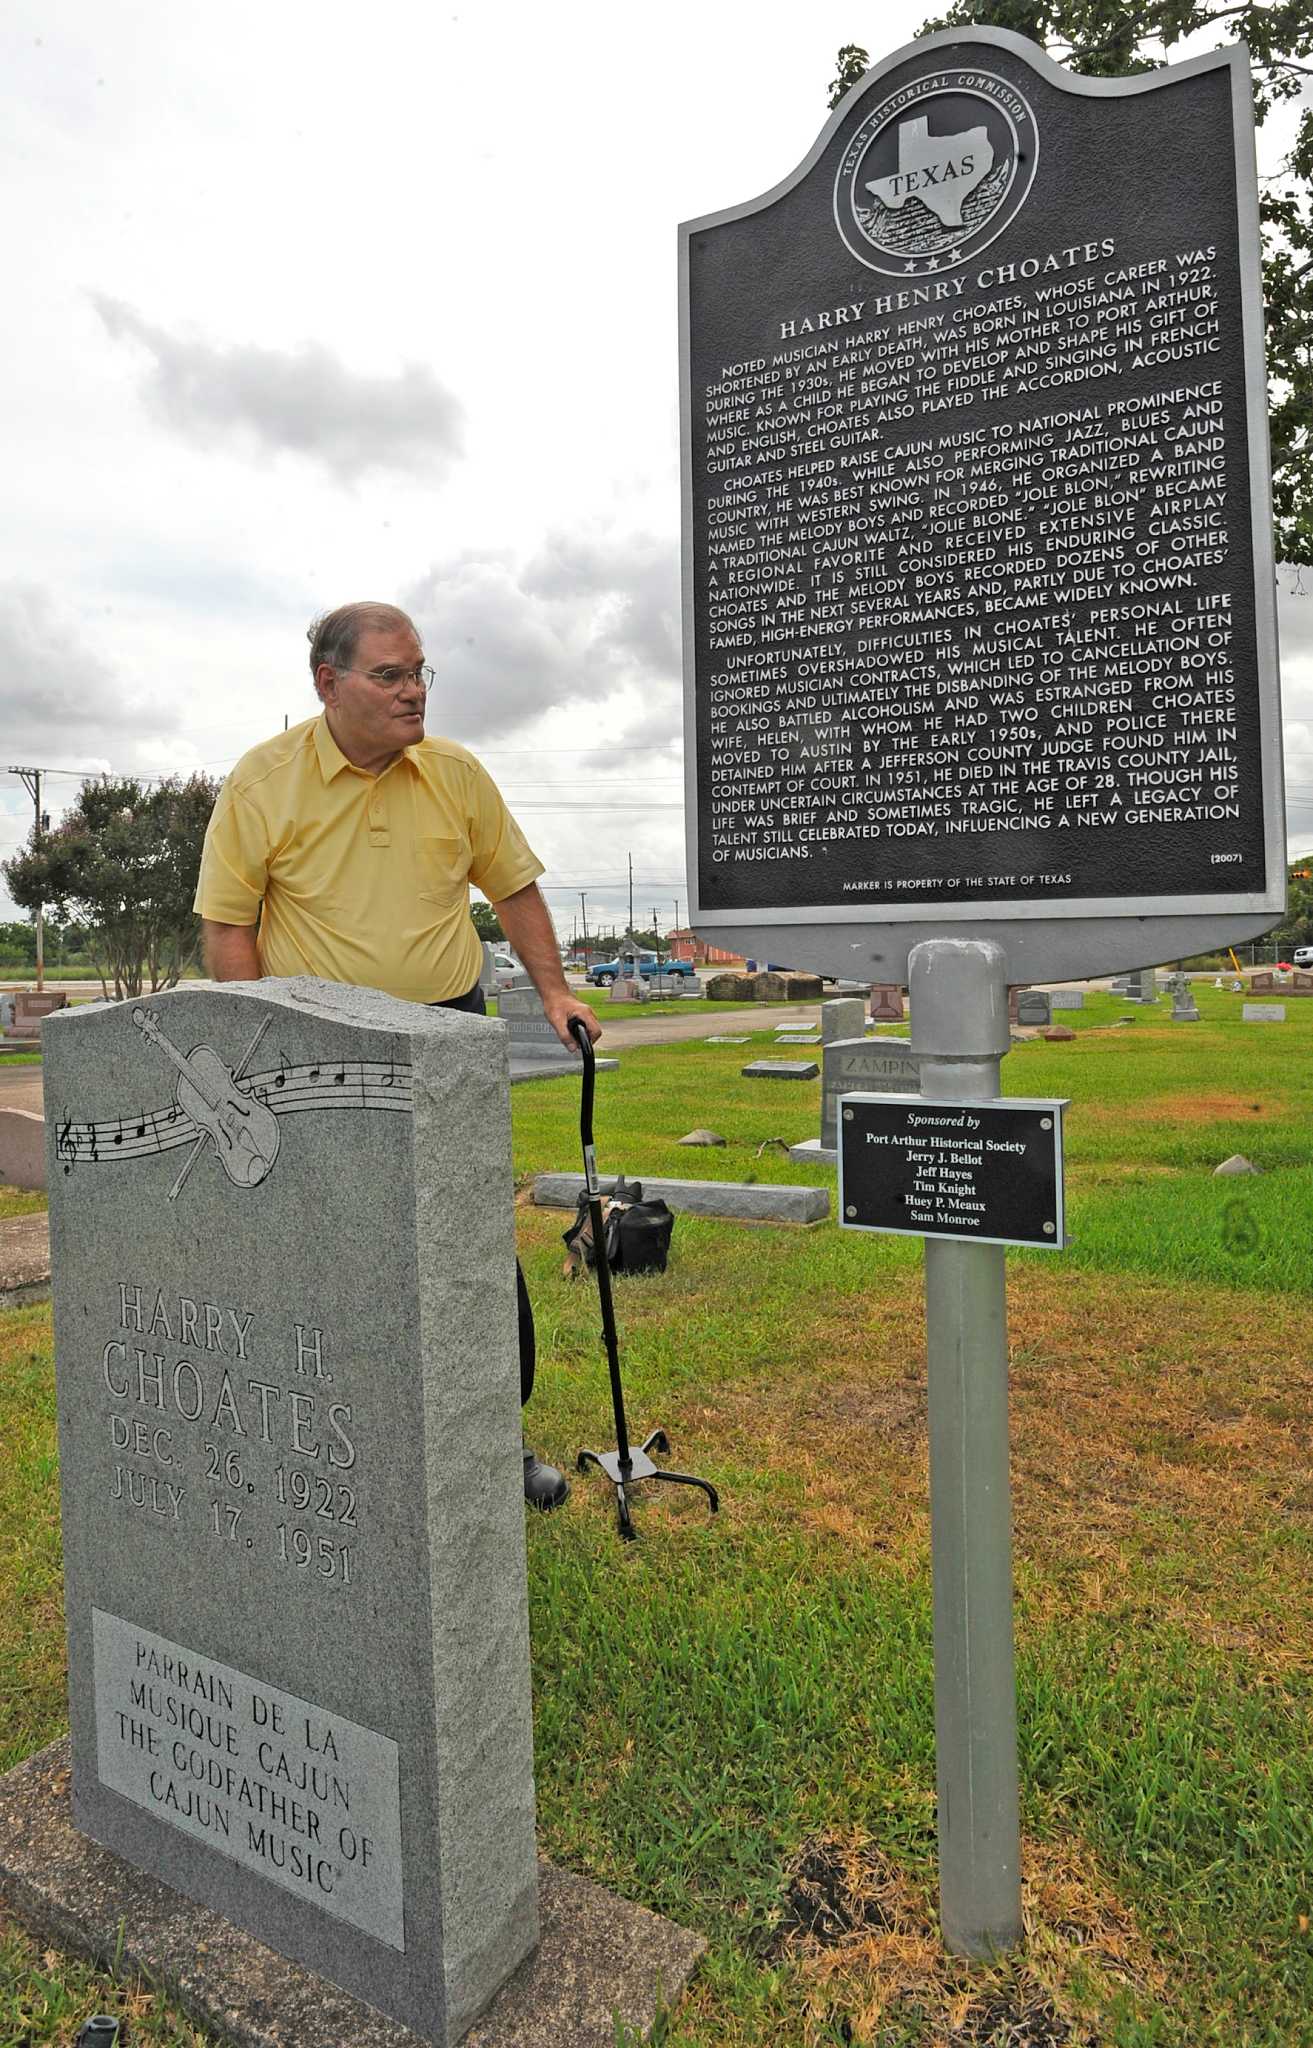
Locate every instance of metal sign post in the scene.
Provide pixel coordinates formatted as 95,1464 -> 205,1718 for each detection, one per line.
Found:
909,936 -> 1020,1955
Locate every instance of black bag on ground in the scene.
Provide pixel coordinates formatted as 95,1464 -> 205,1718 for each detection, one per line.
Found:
562,1175 -> 674,1277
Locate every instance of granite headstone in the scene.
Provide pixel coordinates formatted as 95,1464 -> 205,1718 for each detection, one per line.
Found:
1015,991 -> 1052,1028
790,1037 -> 921,1162
821,998 -> 867,1044
42,979 -> 538,2046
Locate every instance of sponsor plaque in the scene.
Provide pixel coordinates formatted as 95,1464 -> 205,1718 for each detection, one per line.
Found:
839,1093 -> 1067,1248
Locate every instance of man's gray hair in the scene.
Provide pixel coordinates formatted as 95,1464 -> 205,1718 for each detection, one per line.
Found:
307,602 -> 417,678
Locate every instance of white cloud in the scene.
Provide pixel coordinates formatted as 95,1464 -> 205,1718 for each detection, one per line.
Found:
403,530 -> 681,745
0,584 -> 179,771
92,297 -> 464,482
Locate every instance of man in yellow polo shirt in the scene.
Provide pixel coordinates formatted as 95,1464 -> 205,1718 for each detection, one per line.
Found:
195,598 -> 600,1510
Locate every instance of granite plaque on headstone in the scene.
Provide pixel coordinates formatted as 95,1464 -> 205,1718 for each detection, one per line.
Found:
869,986 -> 904,1024
1049,990 -> 1085,1011
1243,1002 -> 1285,1021
42,980 -> 538,2046
681,29 -> 1285,984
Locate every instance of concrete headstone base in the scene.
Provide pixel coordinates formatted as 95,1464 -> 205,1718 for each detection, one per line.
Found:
0,1741 -> 706,2048
787,1136 -> 836,1166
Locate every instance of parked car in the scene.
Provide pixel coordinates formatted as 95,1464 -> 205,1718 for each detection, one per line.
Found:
487,950 -> 523,991
1293,945 -> 1313,970
586,953 -> 697,986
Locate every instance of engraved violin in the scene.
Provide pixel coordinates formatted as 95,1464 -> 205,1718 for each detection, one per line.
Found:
133,1007 -> 280,1188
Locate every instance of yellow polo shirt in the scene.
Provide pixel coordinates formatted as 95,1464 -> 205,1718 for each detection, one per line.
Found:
194,716 -> 543,1003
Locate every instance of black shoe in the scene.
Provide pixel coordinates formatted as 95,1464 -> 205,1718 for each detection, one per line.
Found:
523,1446 -> 570,1512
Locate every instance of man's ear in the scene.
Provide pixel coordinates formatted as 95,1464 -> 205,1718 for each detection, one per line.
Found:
314,663 -> 338,706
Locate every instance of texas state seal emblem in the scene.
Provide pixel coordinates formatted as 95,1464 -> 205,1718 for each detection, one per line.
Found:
834,68 -> 1038,276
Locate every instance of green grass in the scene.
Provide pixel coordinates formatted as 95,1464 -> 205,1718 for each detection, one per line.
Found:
2,990 -> 1312,2042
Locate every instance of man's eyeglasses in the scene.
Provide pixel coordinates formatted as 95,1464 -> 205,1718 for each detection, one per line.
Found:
339,663 -> 435,692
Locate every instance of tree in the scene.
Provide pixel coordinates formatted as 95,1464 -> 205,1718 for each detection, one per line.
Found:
2,774 -> 220,998
1272,860 -> 1313,947
470,900 -> 505,942
828,5 -> 1313,563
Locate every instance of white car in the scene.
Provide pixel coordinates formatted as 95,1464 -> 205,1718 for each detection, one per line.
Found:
1293,944 -> 1313,971
489,950 -> 523,990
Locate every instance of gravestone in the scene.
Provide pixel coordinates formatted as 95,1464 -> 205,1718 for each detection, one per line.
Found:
1015,991 -> 1052,1028
1049,990 -> 1085,1010
821,997 -> 867,1044
1136,969 -> 1158,1003
498,986 -> 618,1080
1250,969 -> 1310,995
790,1037 -> 921,1162
41,979 -> 537,2045
869,986 -> 904,1024
14,990 -> 69,1031
1243,1003 -> 1285,1021
741,1058 -> 818,1080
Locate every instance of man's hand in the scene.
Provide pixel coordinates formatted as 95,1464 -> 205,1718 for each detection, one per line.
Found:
541,989 -> 602,1050
492,882 -> 601,1049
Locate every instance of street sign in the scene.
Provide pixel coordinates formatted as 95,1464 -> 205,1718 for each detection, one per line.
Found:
681,29 -> 1284,982
839,1093 -> 1067,1248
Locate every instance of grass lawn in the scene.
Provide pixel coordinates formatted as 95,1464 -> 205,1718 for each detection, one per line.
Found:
1,984 -> 1311,2043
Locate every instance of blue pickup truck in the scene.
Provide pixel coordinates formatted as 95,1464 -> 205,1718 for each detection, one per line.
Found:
586,953 -> 696,987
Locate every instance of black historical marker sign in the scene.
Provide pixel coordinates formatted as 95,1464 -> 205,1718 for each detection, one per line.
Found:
839,1094 -> 1067,1248
680,29 -> 1284,983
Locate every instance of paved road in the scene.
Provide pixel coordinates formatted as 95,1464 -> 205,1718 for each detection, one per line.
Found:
0,1064 -> 44,1115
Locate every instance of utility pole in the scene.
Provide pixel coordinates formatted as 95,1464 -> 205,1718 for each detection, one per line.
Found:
652,908 -> 662,969
627,852 -> 634,941
579,892 -> 590,965
8,766 -> 46,991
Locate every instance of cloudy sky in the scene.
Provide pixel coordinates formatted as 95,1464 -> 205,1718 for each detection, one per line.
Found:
3,1 -> 1311,944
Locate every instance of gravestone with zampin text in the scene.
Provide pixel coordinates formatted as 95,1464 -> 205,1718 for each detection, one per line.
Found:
790,1035 -> 921,1162
42,979 -> 538,2045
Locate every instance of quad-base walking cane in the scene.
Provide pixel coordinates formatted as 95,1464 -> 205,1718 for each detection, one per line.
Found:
570,1018 -> 719,1541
